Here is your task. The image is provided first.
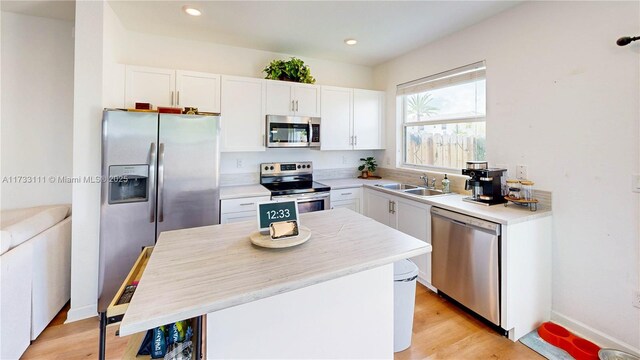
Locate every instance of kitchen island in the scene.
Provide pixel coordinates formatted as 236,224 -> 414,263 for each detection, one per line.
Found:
119,208 -> 430,359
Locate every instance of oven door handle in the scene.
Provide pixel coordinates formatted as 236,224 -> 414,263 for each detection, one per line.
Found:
275,193 -> 329,202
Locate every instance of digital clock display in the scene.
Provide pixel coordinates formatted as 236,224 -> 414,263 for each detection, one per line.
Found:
280,164 -> 297,171
257,200 -> 299,231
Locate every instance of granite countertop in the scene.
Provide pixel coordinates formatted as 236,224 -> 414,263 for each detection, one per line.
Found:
220,184 -> 270,200
319,178 -> 397,189
362,185 -> 552,225
119,208 -> 430,336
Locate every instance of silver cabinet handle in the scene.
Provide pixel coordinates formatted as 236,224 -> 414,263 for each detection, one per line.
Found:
170,91 -> 174,106
177,91 -> 180,106
158,143 -> 165,222
388,200 -> 392,214
295,100 -> 299,112
148,142 -> 157,222
291,100 -> 295,112
341,192 -> 352,196
240,203 -> 254,206
354,135 -> 358,146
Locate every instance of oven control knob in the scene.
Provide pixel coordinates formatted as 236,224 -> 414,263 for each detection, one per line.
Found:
297,165 -> 301,169
270,166 -> 274,170
306,165 -> 311,169
264,166 -> 269,171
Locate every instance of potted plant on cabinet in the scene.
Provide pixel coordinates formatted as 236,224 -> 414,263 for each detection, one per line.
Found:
358,157 -> 378,178
263,57 -> 316,84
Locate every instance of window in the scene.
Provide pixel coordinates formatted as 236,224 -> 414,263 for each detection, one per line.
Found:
398,61 -> 486,170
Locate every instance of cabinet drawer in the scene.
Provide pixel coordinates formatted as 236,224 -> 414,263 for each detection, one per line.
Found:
330,188 -> 362,202
221,196 -> 271,214
107,246 -> 153,318
221,211 -> 258,224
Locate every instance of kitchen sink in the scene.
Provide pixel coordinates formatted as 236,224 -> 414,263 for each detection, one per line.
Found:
379,183 -> 419,190
403,188 -> 445,196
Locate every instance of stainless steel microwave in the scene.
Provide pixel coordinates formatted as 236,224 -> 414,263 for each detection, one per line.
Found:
266,115 -> 320,148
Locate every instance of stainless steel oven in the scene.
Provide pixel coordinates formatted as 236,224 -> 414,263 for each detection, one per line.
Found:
260,162 -> 330,213
266,115 -> 320,148
271,192 -> 330,213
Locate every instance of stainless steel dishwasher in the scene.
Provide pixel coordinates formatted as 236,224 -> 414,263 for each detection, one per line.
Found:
431,207 -> 501,326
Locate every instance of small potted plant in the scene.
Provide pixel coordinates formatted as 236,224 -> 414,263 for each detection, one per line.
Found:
358,157 -> 378,178
263,57 -> 316,84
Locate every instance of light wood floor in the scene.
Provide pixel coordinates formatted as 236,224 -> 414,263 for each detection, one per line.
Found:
23,284 -> 541,359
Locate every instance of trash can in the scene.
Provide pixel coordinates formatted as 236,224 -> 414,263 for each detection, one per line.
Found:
394,259 -> 419,352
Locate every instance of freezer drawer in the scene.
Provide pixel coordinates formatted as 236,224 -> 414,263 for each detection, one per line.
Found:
431,207 -> 501,325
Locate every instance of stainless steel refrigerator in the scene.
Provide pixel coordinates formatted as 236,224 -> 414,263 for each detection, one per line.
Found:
98,109 -> 220,311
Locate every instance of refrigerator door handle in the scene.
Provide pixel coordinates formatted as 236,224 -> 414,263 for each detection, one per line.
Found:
148,142 -> 157,222
158,142 -> 165,222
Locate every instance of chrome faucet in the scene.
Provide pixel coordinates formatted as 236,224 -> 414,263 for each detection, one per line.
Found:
420,174 -> 437,189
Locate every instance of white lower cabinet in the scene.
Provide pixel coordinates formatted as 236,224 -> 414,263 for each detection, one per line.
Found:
395,198 -> 432,287
330,188 -> 362,214
363,188 -> 432,287
220,196 -> 271,224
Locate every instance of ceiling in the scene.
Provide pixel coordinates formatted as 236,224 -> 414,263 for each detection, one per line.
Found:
1,1 -> 522,66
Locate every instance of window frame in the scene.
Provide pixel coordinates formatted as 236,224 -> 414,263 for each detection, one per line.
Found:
398,62 -> 486,172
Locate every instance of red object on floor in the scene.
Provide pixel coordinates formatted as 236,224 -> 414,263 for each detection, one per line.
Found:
537,322 -> 600,360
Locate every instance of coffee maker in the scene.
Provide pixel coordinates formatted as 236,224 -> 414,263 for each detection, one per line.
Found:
462,161 -> 507,206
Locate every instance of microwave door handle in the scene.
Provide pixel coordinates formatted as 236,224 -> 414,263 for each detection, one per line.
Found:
148,142 -> 157,222
308,120 -> 313,146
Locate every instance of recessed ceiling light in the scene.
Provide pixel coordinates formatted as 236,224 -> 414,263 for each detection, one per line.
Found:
344,39 -> 358,46
183,5 -> 202,16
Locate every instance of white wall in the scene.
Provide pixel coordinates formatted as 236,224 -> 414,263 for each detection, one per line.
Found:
0,12 -> 74,210
374,1 -> 640,352
67,0 -> 107,323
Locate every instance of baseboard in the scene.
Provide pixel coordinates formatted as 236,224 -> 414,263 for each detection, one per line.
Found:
65,303 -> 97,324
551,310 -> 640,356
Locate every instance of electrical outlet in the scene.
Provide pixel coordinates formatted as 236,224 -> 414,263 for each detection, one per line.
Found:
236,159 -> 243,168
516,165 -> 528,180
634,290 -> 640,309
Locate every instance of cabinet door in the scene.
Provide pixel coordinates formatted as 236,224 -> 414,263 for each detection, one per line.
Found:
320,86 -> 353,150
125,65 -> 175,108
293,84 -> 321,117
363,189 -> 392,226
265,81 -> 294,116
176,70 -> 221,113
353,89 -> 384,150
220,76 -> 266,152
396,199 -> 432,284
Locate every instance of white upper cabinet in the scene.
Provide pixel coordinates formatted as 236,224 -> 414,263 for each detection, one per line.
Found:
320,86 -> 385,150
293,85 -> 321,116
353,89 -> 384,150
320,86 -> 352,150
220,75 -> 266,152
175,70 -> 221,113
125,65 -> 176,108
125,65 -> 221,112
265,80 -> 320,117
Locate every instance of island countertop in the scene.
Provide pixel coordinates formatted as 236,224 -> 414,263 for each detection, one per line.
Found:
119,208 -> 430,336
